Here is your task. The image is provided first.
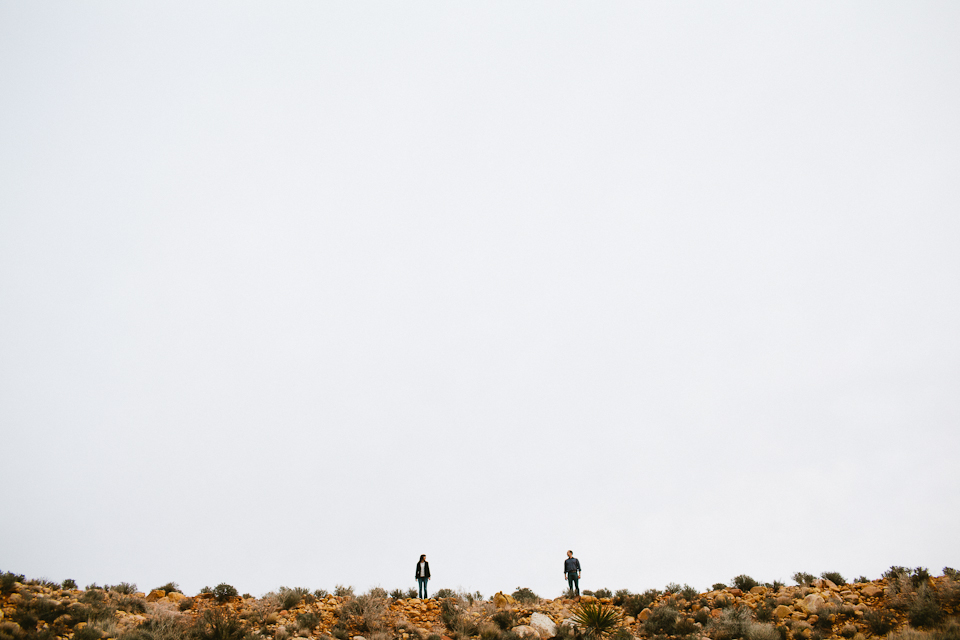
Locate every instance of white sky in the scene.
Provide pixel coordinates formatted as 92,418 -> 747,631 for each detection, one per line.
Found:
1,2 -> 958,599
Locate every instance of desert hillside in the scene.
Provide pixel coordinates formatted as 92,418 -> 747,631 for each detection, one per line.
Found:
1,568 -> 957,640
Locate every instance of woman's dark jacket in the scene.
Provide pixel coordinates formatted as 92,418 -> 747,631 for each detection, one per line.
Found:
415,561 -> 431,579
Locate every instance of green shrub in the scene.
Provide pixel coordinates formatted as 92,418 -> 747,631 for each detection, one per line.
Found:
62,578 -> 78,590
732,576 -> 759,592
1,571 -> 24,595
191,608 -> 248,640
820,572 -> 845,586
642,606 -> 679,636
710,606 -> 752,640
665,583 -> 682,594
863,609 -> 895,635
435,588 -> 457,599
179,597 -> 194,611
154,582 -> 180,594
713,583 -> 728,592
199,586 -> 213,594
117,595 -> 147,614
772,580 -> 784,591
512,587 -> 539,603
883,567 -> 910,581
594,588 -> 612,599
755,598 -> 775,622
297,612 -> 320,631
908,584 -> 944,628
811,606 -> 836,630
944,567 -> 959,580
278,586 -> 310,609
911,567 -> 932,588
109,582 -> 138,595
854,576 -> 870,584
573,601 -> 622,639
315,588 -> 329,598
212,583 -> 238,603
390,588 -> 406,600
334,584 -> 355,598
613,589 -> 631,602
492,610 -> 517,631
680,585 -> 699,601
792,573 -> 815,586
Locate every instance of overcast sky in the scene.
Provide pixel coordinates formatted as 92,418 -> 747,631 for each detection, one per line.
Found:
1,2 -> 958,599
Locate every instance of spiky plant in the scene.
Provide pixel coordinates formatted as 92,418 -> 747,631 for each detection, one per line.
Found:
572,601 -> 622,640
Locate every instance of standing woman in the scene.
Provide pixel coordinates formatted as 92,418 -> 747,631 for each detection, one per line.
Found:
415,554 -> 431,598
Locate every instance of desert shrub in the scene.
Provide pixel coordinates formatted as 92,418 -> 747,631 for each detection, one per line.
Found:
479,623 -> 502,640
677,585 -> 697,601
554,623 -> 578,640
863,609 -> 895,635
367,587 -> 388,599
563,587 -> 579,599
908,584 -> 944,628
390,588 -> 406,600
191,608 -> 248,640
618,594 -> 648,618
340,592 -> 388,633
74,626 -> 104,640
573,601 -> 622,639
609,628 -> 633,640
614,589 -> 632,602
732,576 -> 759,592
278,586 -> 310,610
119,612 -> 189,640
771,580 -> 784,591
13,595 -> 69,631
594,588 -> 613,599
62,578 -> 78,590
492,610 -> 517,631
713,583 -> 728,591
117,595 -> 147,614
756,598 -> 776,622
710,606 -> 753,640
1,571 -> 25,594
934,620 -> 960,640
855,576 -> 870,584
315,588 -> 329,598
154,582 -> 180,594
179,597 -> 195,611
664,583 -> 682,594
297,612 -> 320,631
198,586 -> 213,594
912,567 -> 932,587
812,605 -> 836,630
406,587 -> 417,598
944,568 -> 959,580
512,587 -> 539,603
746,623 -> 781,640
334,584 -> 355,598
108,582 -> 138,595
211,583 -> 238,603
435,588 -> 457,599
643,606 -> 679,636
884,567 -> 910,581
792,573 -> 815,586
695,608 -> 710,625
820,572 -> 845,586
426,635 -> 443,640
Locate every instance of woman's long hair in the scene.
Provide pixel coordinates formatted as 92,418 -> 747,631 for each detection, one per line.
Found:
419,554 -> 426,562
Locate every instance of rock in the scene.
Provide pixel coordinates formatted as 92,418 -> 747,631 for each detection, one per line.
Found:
638,608 -> 652,622
166,592 -> 186,603
353,636 -> 367,640
860,586 -> 881,598
529,613 -> 557,639
146,590 -> 166,602
750,587 -> 765,595
494,592 -> 516,608
841,623 -> 857,638
801,594 -> 825,614
774,605 -> 792,619
513,626 -> 539,638
624,617 -> 636,625
580,595 -> 597,604
728,589 -> 743,597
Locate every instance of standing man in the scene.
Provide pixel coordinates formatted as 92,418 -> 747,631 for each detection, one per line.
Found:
564,550 -> 581,597
415,554 -> 431,599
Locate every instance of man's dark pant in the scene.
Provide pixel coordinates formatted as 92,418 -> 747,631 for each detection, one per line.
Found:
418,578 -> 428,598
567,573 -> 579,595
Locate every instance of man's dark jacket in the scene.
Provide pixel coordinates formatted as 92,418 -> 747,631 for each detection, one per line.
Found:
564,557 -> 581,575
415,562 -> 431,579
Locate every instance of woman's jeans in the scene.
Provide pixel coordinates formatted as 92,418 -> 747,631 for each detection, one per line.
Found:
418,578 -> 428,598
567,573 -> 579,595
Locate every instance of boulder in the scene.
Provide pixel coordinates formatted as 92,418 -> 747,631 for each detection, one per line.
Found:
750,587 -> 765,595
146,590 -> 166,602
513,626 -> 539,639
801,594 -> 825,614
166,592 -> 186,603
860,585 -> 881,598
638,608 -> 652,622
774,605 -> 792,619
529,613 -> 557,639
493,592 -> 516,608
729,589 -> 743,597
580,595 -> 597,604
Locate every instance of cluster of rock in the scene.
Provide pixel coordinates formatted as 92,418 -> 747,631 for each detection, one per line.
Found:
0,576 -> 955,640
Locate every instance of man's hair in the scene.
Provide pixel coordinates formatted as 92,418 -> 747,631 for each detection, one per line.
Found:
567,550 -> 573,554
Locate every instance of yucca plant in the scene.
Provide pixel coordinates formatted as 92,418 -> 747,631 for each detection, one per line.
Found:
572,601 -> 622,640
